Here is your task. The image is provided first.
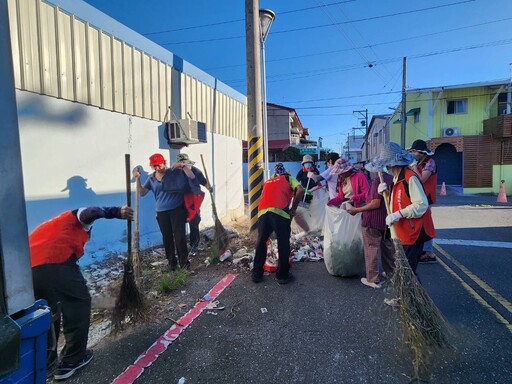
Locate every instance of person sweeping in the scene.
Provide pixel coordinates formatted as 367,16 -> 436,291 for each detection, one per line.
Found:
369,142 -> 449,380
375,142 -> 435,289
29,205 -> 133,380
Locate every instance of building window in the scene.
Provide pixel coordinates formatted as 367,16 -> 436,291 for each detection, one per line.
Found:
447,99 -> 467,114
497,93 -> 508,115
413,111 -> 420,123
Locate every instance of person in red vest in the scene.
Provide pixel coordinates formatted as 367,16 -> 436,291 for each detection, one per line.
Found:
408,139 -> 438,263
252,163 -> 304,284
29,206 -> 133,380
376,142 -> 435,279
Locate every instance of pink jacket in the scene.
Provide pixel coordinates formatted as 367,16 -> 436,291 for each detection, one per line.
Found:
327,171 -> 369,208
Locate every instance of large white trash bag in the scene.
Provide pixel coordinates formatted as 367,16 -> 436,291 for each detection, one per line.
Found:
323,203 -> 364,277
292,186 -> 329,233
309,186 -> 329,232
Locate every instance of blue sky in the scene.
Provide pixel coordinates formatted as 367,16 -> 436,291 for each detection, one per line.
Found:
83,0 -> 512,152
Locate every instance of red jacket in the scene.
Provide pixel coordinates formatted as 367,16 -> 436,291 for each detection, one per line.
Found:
392,168 -> 435,245
29,211 -> 89,267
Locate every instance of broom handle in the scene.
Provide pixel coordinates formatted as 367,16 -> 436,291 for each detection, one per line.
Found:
199,154 -> 219,220
125,154 -> 133,266
378,171 -> 398,239
303,175 -> 311,203
133,173 -> 140,279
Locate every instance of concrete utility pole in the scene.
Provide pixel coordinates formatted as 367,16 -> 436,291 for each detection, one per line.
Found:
507,62 -> 511,114
0,0 -> 34,315
245,0 -> 264,232
353,109 -> 368,161
401,57 -> 407,148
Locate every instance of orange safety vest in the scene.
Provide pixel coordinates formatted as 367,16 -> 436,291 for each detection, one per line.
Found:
29,211 -> 90,267
258,175 -> 293,211
417,157 -> 437,204
392,168 -> 436,245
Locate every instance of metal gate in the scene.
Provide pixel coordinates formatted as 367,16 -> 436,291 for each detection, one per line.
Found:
433,143 -> 462,185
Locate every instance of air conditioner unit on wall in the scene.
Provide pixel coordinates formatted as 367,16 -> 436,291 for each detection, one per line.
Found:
442,127 -> 459,137
164,119 -> 207,146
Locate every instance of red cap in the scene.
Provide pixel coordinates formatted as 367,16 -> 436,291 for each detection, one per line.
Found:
149,153 -> 165,166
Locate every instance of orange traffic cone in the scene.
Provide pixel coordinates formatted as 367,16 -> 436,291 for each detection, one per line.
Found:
439,182 -> 447,196
497,180 -> 508,203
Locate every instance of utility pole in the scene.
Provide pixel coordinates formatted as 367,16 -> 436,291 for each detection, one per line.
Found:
353,109 -> 369,160
0,0 -> 35,314
401,57 -> 407,148
346,132 -> 350,160
245,0 -> 264,232
507,62 -> 511,114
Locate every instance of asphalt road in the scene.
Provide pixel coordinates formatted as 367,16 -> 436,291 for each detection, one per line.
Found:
62,188 -> 512,384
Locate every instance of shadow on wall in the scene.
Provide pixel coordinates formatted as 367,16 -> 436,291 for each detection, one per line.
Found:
18,95 -> 86,125
25,170 -> 162,265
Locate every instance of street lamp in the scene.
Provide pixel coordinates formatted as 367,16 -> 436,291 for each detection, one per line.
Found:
259,9 -> 275,180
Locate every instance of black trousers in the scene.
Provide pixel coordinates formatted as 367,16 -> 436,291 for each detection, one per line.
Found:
32,261 -> 91,365
156,206 -> 189,268
253,212 -> 292,280
189,213 -> 201,252
403,227 -> 431,274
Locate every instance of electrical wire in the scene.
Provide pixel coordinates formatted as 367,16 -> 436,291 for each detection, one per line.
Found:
142,0 -> 357,35
203,16 -> 512,71
158,0 -> 475,45
223,37 -> 512,85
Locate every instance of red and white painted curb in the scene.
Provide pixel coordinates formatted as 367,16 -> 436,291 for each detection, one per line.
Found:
111,273 -> 238,384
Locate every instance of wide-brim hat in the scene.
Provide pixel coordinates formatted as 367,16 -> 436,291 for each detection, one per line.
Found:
364,159 -> 385,173
408,139 -> 434,156
330,158 -> 354,175
301,155 -> 314,165
369,142 -> 415,171
176,153 -> 195,165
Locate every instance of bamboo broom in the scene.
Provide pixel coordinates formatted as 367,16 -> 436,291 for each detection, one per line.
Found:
112,154 -> 145,329
378,171 -> 450,380
200,154 -> 229,255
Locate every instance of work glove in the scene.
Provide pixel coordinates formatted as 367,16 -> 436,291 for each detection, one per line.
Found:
377,182 -> 388,195
307,171 -> 315,179
385,211 -> 402,226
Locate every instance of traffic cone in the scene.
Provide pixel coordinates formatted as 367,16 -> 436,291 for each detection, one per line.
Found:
439,182 -> 447,196
497,180 -> 508,203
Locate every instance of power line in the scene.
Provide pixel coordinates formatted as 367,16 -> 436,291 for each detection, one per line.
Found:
290,89 -> 512,112
204,17 -> 512,71
142,0 -> 357,36
158,0 -> 475,45
223,37 -> 512,85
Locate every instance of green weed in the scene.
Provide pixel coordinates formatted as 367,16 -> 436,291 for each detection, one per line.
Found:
154,269 -> 188,294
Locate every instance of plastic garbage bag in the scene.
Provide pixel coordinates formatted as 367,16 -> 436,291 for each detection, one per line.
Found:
323,203 -> 364,277
309,186 -> 329,232
292,186 -> 329,233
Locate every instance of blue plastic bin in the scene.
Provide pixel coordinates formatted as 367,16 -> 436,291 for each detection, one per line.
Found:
0,300 -> 51,384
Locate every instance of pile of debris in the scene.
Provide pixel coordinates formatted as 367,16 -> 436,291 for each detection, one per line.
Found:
82,221 -> 325,346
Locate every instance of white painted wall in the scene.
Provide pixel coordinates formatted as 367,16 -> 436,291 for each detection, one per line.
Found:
18,91 -> 244,265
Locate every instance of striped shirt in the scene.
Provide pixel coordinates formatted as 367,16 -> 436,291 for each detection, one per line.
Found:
361,174 -> 393,230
